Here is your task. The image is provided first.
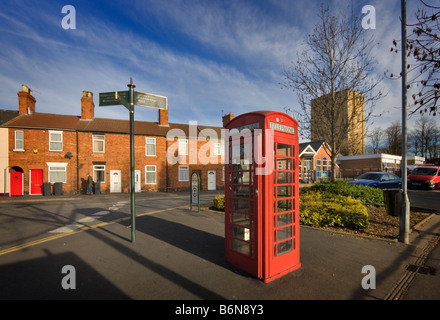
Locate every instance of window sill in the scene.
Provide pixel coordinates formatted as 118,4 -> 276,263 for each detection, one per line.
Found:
13,149 -> 25,152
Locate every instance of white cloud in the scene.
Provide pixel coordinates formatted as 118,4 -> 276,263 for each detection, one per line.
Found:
0,0 -> 426,136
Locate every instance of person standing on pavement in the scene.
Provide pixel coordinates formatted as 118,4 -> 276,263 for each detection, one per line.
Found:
87,174 -> 94,195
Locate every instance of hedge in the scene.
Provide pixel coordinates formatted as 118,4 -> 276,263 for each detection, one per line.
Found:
303,180 -> 384,207
212,195 -> 225,211
300,191 -> 369,230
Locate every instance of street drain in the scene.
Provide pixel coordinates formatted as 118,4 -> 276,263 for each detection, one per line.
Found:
406,264 -> 436,275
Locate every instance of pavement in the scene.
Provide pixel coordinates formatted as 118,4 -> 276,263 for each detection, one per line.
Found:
0,190 -> 439,305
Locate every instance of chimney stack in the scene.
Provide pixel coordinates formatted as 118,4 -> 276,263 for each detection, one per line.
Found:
18,84 -> 36,114
158,107 -> 169,126
222,112 -> 234,127
81,91 -> 94,120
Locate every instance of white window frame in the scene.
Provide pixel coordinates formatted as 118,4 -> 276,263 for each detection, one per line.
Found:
178,165 -> 189,181
93,134 -> 105,153
178,138 -> 188,156
93,165 -> 106,183
145,165 -> 157,184
14,130 -> 24,151
47,162 -> 68,183
145,137 -> 156,156
49,130 -> 63,151
316,159 -> 322,173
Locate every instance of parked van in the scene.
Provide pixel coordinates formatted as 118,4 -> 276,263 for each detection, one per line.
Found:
407,166 -> 440,189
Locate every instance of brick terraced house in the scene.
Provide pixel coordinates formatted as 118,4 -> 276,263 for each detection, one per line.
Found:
1,85 -> 225,196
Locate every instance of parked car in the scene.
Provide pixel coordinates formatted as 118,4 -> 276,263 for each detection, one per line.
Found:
407,166 -> 440,189
349,172 -> 402,189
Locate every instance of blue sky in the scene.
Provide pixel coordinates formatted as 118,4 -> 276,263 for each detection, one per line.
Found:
0,0 -> 422,141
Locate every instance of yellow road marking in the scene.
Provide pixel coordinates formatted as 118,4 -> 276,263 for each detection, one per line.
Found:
0,205 -> 187,257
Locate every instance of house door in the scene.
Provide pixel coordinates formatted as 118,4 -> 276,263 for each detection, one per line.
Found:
10,172 -> 23,196
208,170 -> 216,190
30,169 -> 43,195
135,170 -> 141,192
110,170 -> 122,193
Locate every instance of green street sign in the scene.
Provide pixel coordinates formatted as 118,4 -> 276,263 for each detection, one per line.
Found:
134,91 -> 167,110
99,91 -> 129,106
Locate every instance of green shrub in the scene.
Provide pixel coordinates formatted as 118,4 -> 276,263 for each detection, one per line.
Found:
302,180 -> 384,206
300,191 -> 369,230
212,195 -> 225,211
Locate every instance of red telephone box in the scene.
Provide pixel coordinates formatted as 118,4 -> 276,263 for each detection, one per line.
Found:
225,111 -> 300,283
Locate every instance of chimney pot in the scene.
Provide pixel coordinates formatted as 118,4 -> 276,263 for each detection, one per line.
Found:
222,112 -> 234,127
18,84 -> 36,114
81,91 -> 95,120
158,107 -> 169,126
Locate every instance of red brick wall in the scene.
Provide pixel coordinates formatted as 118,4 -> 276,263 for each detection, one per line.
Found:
8,128 -> 225,194
8,128 -> 78,194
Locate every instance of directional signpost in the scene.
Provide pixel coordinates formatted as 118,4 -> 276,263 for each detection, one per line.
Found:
99,79 -> 167,243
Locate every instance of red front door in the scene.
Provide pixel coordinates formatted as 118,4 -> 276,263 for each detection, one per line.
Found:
10,172 -> 23,196
30,170 -> 43,195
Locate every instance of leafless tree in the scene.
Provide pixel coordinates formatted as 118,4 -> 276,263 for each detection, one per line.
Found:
283,3 -> 385,180
390,0 -> 440,116
409,114 -> 439,159
384,121 -> 402,156
367,126 -> 384,154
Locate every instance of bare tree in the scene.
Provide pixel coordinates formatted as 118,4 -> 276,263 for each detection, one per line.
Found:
410,114 -> 440,159
390,0 -> 440,116
283,3 -> 384,180
367,126 -> 384,154
384,121 -> 402,155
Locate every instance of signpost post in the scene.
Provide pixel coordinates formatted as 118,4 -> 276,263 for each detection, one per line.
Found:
99,79 -> 167,243
190,171 -> 200,212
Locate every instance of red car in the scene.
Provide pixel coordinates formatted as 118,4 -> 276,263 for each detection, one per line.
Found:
407,166 -> 440,190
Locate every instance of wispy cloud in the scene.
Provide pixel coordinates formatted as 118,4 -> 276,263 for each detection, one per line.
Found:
0,0 -> 420,134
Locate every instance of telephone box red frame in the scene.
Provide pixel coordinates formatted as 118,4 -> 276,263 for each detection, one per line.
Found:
225,111 -> 300,283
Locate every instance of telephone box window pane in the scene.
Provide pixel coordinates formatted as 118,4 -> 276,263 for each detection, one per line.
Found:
276,144 -> 292,157
277,226 -> 292,241
231,171 -> 251,184
276,199 -> 292,212
232,199 -> 250,212
277,240 -> 293,256
277,213 -> 292,227
233,240 -> 250,256
275,172 -> 292,184
233,226 -> 251,241
275,185 -> 292,198
233,186 -> 250,197
231,143 -> 252,164
276,158 -> 292,170
232,213 -> 250,227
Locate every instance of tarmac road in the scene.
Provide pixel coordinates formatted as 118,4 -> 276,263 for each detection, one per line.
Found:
0,190 -> 439,306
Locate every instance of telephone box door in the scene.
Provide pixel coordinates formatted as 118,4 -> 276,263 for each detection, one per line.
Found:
265,134 -> 300,281
225,129 -> 261,278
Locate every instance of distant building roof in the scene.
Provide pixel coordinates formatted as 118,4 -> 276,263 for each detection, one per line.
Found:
299,140 -> 327,155
0,110 -> 19,125
1,111 -> 223,139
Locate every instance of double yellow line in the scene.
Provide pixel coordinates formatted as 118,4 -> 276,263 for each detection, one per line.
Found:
0,205 -> 187,257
